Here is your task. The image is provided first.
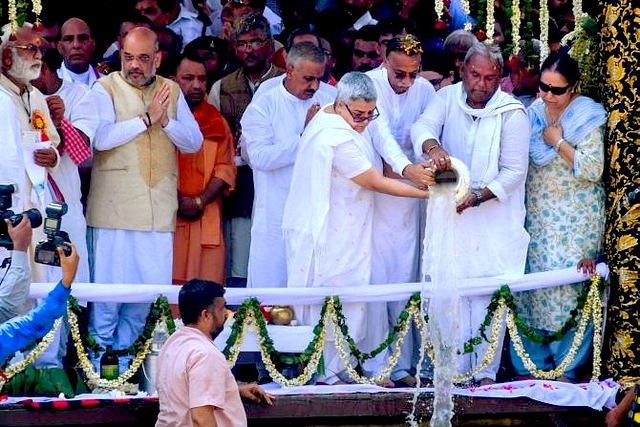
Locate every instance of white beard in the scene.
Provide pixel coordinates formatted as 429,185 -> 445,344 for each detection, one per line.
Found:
8,49 -> 42,84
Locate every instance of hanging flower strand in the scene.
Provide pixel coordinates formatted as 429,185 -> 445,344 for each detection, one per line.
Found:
8,0 -> 19,36
510,0 -> 522,57
434,0 -> 444,20
461,0 -> 472,31
32,0 -> 43,28
539,0 -> 550,63
572,0 -> 584,22
484,0 -> 496,43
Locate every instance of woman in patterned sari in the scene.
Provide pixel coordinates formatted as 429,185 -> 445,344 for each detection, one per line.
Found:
510,51 -> 607,382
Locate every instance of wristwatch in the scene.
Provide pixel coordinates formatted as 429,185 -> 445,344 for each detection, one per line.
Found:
471,189 -> 483,207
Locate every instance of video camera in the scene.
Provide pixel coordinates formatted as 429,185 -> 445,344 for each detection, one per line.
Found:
0,184 -> 43,250
35,202 -> 72,266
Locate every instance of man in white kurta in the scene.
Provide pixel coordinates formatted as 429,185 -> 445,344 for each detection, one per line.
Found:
30,53 -> 98,367
366,35 -> 437,385
56,18 -> 104,88
240,43 -> 336,290
88,27 -> 202,371
1,23 -> 61,282
411,44 -> 530,383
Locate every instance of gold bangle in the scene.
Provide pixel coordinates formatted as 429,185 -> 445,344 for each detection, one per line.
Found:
554,138 -> 566,153
426,142 -> 441,156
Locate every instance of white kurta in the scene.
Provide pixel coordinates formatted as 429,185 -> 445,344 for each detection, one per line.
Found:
365,69 -> 437,378
241,80 -> 336,289
366,69 -> 436,284
0,75 -> 61,282
283,108 -> 380,384
46,80 -> 98,284
0,88 -> 25,212
411,83 -> 530,380
57,63 -> 101,88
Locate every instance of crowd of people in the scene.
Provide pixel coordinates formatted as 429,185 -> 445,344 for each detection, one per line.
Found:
0,0 -> 612,424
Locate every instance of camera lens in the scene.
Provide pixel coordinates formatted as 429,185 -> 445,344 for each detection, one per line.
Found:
10,208 -> 43,228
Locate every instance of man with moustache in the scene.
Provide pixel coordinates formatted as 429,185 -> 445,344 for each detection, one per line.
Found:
170,53 -> 236,284
0,22 -> 60,281
207,13 -> 282,288
240,42 -> 335,291
57,18 -> 102,87
155,279 -> 273,427
350,25 -> 383,73
365,34 -> 438,387
88,26 -> 202,372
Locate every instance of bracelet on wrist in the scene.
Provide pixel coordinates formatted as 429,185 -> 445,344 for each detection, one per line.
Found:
145,112 -> 152,128
554,138 -> 566,153
194,196 -> 204,210
471,189 -> 483,207
426,142 -> 441,156
139,114 -> 151,129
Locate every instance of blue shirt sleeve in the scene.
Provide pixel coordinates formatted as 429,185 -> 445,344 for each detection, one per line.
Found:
0,281 -> 70,362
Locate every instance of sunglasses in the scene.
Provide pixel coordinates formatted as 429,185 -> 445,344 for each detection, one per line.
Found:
344,103 -> 380,123
538,81 -> 572,95
13,44 -> 46,57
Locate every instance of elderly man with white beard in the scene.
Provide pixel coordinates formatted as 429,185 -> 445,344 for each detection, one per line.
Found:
0,23 -> 61,282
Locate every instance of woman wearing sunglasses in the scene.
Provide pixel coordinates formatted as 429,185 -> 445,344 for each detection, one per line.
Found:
282,72 -> 434,385
511,50 -> 607,382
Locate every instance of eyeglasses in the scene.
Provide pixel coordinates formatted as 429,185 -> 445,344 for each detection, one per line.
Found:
122,52 -> 155,64
344,103 -> 380,123
13,44 -> 45,57
235,38 -> 267,51
538,81 -> 572,95
353,49 -> 380,59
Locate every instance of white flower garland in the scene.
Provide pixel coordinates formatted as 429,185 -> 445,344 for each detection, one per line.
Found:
330,301 -> 414,385
590,276 -> 603,381
434,0 -> 444,20
572,0 -> 583,23
510,0 -> 522,56
507,276 -> 602,380
67,307 -> 155,391
8,0 -> 18,36
0,317 -> 62,390
462,0 -> 473,31
484,0 -> 496,44
252,303 -> 329,387
539,0 -> 550,63
31,0 -> 42,18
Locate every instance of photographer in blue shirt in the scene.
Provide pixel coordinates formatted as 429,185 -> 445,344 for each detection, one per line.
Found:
0,215 -> 79,362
